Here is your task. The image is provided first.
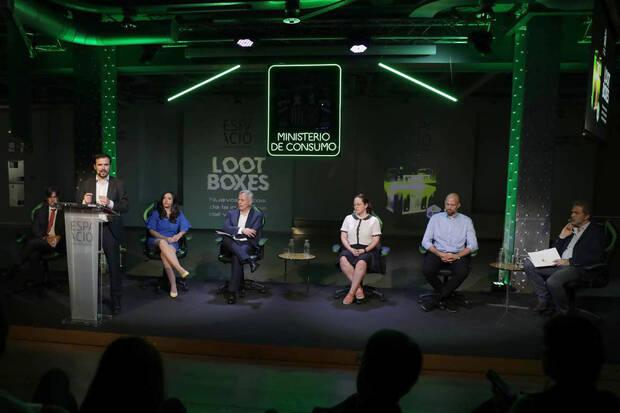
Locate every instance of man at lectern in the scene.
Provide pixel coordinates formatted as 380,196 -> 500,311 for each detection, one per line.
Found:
220,190 -> 264,304
76,153 -> 129,315
16,186 -> 65,282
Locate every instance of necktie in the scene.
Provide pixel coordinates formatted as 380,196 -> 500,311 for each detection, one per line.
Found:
47,209 -> 56,235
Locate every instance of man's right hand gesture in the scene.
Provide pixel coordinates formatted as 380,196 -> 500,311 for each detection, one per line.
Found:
559,222 -> 574,239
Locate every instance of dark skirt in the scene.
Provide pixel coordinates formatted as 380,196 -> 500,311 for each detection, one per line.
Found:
338,243 -> 384,274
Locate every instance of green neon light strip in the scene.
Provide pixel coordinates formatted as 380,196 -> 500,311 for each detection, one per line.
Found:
266,63 -> 342,157
378,63 -> 458,102
101,47 -> 118,176
167,65 -> 241,101
500,27 -> 527,284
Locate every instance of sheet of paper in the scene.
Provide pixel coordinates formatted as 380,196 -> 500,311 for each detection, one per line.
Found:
527,248 -> 561,268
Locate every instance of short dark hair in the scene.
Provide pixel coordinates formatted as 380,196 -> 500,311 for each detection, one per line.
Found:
45,186 -> 59,198
93,153 -> 112,163
573,200 -> 592,217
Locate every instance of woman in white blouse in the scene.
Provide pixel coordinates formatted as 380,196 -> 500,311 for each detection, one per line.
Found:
339,194 -> 382,305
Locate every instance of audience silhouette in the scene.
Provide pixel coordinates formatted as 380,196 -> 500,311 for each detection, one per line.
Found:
313,329 -> 422,413
80,336 -> 165,413
509,314 -> 620,413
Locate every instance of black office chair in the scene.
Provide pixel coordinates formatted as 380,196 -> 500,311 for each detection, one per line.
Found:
15,202 -> 65,294
417,245 -> 477,308
565,221 -> 617,320
332,214 -> 390,303
140,202 -> 191,294
216,206 -> 269,296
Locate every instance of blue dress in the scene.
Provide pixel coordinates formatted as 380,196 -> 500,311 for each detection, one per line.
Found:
146,210 -> 191,251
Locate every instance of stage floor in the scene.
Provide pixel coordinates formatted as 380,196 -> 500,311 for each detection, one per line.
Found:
2,229 -> 620,365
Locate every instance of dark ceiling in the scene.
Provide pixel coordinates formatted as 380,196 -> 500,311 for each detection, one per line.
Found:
0,0 -> 616,102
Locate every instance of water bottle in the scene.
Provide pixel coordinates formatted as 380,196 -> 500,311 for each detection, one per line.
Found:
288,238 -> 295,254
304,239 -> 311,255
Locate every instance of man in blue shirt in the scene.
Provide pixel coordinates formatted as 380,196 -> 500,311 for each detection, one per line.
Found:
420,193 -> 478,312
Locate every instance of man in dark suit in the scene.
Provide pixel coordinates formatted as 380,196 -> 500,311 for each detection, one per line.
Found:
17,186 -> 65,283
76,153 -> 129,315
524,201 -> 606,315
220,190 -> 264,304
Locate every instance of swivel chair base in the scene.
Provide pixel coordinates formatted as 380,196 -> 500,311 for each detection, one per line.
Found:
417,291 -> 472,308
333,285 -> 386,302
139,270 -> 189,294
217,279 -> 268,295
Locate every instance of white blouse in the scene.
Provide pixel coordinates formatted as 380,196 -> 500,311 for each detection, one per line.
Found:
340,214 -> 382,246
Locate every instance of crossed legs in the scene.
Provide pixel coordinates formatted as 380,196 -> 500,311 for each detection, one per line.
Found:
153,240 -> 188,296
339,256 -> 367,304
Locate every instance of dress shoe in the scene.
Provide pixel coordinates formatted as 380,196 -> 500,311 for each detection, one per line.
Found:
180,270 -> 190,279
420,299 -> 439,312
248,260 -> 260,273
440,299 -> 458,313
532,301 -> 551,314
227,293 -> 237,305
170,290 -> 178,299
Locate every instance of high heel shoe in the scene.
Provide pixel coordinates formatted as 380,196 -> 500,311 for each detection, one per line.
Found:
170,291 -> 178,299
180,270 -> 190,279
355,289 -> 365,301
343,292 -> 355,305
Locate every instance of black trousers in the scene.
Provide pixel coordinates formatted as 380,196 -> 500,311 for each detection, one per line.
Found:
422,253 -> 471,300
101,224 -> 122,299
221,237 -> 253,293
21,238 -> 56,279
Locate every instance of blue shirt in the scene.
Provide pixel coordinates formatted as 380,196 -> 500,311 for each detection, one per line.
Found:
146,210 -> 191,251
421,212 -> 478,253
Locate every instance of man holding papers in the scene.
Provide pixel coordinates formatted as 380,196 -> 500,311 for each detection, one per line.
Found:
524,201 -> 606,315
220,190 -> 264,304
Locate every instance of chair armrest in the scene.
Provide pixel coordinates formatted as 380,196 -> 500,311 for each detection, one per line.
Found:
258,238 -> 268,247
185,234 -> 193,241
215,236 -> 223,244
381,246 -> 390,256
332,244 -> 342,254
418,245 -> 427,254
582,263 -> 607,272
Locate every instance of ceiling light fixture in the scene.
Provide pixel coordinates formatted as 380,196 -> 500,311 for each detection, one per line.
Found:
283,0 -> 301,24
378,63 -> 458,103
167,65 -> 241,102
350,44 -> 367,54
236,39 -> 254,47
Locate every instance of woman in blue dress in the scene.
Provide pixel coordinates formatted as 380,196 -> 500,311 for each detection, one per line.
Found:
146,192 -> 191,298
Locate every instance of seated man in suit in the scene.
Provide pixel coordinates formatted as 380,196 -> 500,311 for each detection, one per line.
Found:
420,192 -> 478,312
15,186 -> 65,283
524,201 -> 606,315
220,190 -> 264,304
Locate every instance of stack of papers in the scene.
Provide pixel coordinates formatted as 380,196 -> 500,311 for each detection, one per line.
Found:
527,248 -> 561,267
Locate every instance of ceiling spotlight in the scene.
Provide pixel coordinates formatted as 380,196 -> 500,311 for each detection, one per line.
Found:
283,0 -> 300,24
120,8 -> 137,30
350,44 -> 368,54
236,38 -> 254,48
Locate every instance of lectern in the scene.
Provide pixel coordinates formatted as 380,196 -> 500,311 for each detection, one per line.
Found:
60,202 -> 119,325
